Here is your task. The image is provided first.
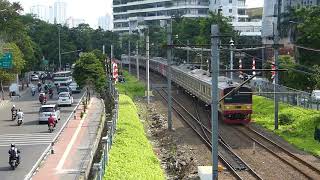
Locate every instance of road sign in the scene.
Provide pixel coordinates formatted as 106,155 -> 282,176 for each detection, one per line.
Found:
0,52 -> 13,69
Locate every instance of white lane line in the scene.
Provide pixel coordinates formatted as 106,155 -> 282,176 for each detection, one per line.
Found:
56,100 -> 92,170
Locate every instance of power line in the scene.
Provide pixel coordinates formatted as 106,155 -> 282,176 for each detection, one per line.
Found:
296,45 -> 320,52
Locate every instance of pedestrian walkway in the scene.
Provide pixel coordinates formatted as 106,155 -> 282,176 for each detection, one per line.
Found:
0,133 -> 55,147
32,97 -> 104,180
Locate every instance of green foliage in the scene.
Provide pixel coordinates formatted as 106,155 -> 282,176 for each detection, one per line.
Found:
253,96 -> 320,156
73,52 -> 106,94
116,71 -> 145,99
104,95 -> 164,180
0,42 -> 25,83
279,113 -> 294,125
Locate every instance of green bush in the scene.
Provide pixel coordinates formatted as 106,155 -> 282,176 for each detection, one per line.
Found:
104,95 -> 164,180
279,113 -> 294,125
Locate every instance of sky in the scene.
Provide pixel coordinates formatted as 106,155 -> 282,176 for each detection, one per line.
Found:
9,0 -> 263,28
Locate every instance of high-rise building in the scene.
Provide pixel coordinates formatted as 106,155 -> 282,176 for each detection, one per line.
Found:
113,0 -> 261,36
66,17 -> 86,28
30,5 -> 49,22
54,0 -> 67,24
98,14 -> 112,31
48,6 -> 54,24
113,0 -> 209,33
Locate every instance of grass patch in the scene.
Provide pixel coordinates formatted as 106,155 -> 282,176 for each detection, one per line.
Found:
116,71 -> 145,99
104,95 -> 165,180
253,96 -> 320,156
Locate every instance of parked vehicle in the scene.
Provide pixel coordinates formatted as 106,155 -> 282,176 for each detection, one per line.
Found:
39,104 -> 61,124
311,90 -> 320,102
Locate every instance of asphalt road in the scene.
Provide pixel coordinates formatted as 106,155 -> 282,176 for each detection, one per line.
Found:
0,84 -> 84,180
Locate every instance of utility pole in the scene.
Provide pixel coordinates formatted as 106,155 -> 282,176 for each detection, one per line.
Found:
128,23 -> 132,73
274,0 -> 281,130
211,25 -> 219,180
187,40 -> 190,64
146,33 -> 150,104
136,41 -> 139,80
58,26 -> 61,71
167,21 -> 173,131
110,44 -> 114,95
229,38 -> 234,80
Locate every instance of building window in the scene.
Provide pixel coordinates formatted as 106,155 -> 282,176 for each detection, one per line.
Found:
229,0 -> 232,3
229,9 -> 232,13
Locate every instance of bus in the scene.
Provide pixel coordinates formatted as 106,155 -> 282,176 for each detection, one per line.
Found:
53,71 -> 72,86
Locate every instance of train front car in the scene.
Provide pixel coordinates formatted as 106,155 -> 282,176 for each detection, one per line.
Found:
220,86 -> 253,124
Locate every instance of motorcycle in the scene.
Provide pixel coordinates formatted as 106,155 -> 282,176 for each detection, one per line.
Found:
11,113 -> 17,121
38,87 -> 42,93
48,123 -> 55,133
31,89 -> 36,96
40,98 -> 47,105
17,117 -> 23,126
9,157 -> 18,170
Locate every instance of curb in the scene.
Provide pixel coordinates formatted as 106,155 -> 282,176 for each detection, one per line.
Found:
80,98 -> 106,180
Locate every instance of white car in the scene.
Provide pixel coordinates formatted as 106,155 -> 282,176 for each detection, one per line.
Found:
31,74 -> 39,81
312,90 -> 320,102
39,104 -> 61,124
57,92 -> 73,106
69,82 -> 81,93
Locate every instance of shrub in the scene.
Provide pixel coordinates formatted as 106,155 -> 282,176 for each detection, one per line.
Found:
279,113 -> 295,125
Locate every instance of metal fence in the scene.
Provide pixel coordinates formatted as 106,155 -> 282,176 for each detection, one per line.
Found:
249,79 -> 320,110
92,88 -> 119,180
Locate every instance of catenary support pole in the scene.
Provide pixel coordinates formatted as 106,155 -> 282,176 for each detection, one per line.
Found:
146,34 -> 150,104
211,24 -> 220,180
274,0 -> 281,130
136,41 -> 139,80
167,21 -> 173,131
187,40 -> 190,64
230,39 -> 234,80
58,26 -> 61,71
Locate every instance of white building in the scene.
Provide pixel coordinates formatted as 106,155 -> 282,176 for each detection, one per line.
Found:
66,17 -> 85,28
113,0 -> 209,33
113,0 -> 261,36
54,0 -> 67,24
30,5 -> 49,22
48,6 -> 54,24
98,14 -> 112,31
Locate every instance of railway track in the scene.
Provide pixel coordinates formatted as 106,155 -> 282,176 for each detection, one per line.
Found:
156,88 -> 263,180
234,126 -> 320,179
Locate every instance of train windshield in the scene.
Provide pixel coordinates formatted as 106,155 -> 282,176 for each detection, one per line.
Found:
223,87 -> 252,104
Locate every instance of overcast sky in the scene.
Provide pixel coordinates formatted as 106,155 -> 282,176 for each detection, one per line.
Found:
9,0 -> 263,28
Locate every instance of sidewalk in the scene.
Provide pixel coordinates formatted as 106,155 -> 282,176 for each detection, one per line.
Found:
0,83 -> 32,108
32,97 -> 104,180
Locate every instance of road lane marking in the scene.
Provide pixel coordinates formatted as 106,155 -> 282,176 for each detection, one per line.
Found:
0,133 -> 54,146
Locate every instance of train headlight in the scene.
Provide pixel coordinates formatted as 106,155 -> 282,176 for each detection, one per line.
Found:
225,106 -> 230,109
246,105 -> 251,109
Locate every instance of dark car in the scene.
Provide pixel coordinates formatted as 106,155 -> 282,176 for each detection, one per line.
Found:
57,86 -> 72,95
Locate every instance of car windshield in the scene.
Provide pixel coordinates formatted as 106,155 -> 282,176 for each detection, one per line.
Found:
59,93 -> 69,97
40,107 -> 55,112
59,87 -> 69,91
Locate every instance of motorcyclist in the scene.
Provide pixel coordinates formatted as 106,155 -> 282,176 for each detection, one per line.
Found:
39,92 -> 47,104
48,114 -> 56,128
37,82 -> 42,92
8,144 -> 20,164
31,85 -> 36,96
48,88 -> 54,98
16,109 -> 24,121
11,105 -> 17,119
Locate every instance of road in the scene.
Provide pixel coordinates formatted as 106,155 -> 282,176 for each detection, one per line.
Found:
0,85 -> 84,180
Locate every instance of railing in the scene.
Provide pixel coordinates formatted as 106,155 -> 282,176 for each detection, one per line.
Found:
92,87 -> 119,180
24,90 -> 88,180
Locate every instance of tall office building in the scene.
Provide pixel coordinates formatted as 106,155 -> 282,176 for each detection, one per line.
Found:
113,0 -> 261,36
113,0 -> 209,33
48,6 -> 54,24
54,0 -> 67,24
30,5 -> 49,22
98,14 -> 112,31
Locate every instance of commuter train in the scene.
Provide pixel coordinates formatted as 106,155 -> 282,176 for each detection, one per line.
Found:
124,56 -> 253,124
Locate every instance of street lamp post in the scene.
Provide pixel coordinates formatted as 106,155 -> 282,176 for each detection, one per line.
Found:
58,26 -> 62,71
229,38 -> 234,80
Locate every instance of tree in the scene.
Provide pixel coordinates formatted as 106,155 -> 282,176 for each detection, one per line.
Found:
73,52 -> 106,94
